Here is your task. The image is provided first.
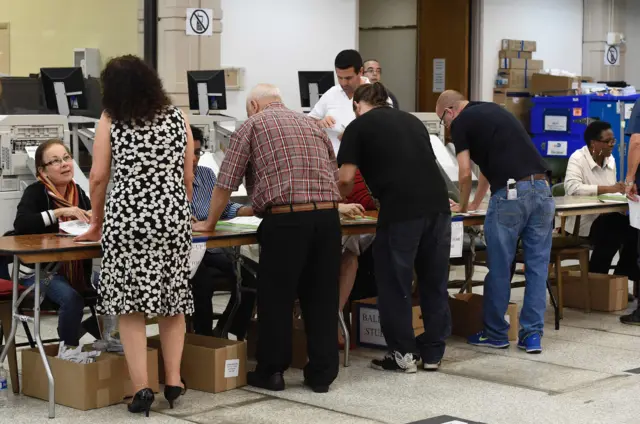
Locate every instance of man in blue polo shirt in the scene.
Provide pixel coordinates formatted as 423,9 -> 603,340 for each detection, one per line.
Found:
189,125 -> 257,338
623,98 -> 640,325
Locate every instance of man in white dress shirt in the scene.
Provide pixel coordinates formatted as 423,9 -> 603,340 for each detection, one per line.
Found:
564,121 -> 639,281
309,49 -> 367,154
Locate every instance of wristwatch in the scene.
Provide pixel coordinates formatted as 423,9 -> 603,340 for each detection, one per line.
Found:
625,180 -> 635,187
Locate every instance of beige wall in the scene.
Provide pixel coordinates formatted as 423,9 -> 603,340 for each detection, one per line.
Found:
2,0 -> 138,76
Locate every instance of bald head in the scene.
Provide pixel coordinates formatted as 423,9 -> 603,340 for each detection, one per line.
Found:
435,90 -> 465,115
246,84 -> 283,117
435,90 -> 468,128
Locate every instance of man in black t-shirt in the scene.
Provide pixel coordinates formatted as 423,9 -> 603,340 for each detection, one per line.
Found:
436,90 -> 554,354
338,82 -> 451,373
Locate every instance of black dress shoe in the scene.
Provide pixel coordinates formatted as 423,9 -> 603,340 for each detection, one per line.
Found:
303,380 -> 329,393
247,371 -> 285,391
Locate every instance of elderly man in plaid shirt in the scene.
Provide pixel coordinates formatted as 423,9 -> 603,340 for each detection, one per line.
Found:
194,84 -> 343,393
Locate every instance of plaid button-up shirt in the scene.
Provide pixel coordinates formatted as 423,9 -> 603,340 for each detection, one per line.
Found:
216,102 -> 342,215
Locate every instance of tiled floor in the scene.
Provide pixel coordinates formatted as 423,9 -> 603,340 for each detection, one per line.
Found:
3,268 -> 640,424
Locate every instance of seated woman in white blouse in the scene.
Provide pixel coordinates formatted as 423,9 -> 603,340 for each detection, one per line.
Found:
564,121 -> 639,281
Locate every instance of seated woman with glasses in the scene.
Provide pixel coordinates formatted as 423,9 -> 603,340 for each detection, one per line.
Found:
13,139 -> 95,347
564,121 -> 640,283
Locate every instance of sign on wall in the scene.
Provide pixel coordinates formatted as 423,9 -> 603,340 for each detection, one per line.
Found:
604,45 -> 620,66
433,58 -> 446,93
186,8 -> 213,36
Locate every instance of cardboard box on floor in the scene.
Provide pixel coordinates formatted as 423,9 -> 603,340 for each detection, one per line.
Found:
148,333 -> 246,393
502,39 -> 537,52
499,50 -> 533,59
531,73 -> 594,96
247,316 -> 308,369
449,293 -> 519,341
553,272 -> 628,312
21,344 -> 159,411
493,89 -> 533,131
352,297 -> 424,349
499,58 -> 544,71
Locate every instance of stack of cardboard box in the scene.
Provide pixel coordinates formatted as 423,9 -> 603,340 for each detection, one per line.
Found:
494,39 -> 542,131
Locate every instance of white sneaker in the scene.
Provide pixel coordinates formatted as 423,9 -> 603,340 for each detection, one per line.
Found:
370,351 -> 418,373
423,361 -> 441,371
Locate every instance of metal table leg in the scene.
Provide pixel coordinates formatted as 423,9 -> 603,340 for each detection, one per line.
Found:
0,257 -> 20,385
338,311 -> 350,367
34,264 -> 55,418
0,259 -> 56,418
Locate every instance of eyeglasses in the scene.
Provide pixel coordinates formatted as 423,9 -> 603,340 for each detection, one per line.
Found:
439,108 -> 452,126
194,149 -> 205,157
365,67 -> 382,75
596,137 -> 616,146
43,155 -> 73,168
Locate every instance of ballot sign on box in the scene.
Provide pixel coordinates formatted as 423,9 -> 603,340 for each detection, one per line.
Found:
353,298 -> 424,349
450,221 -> 463,258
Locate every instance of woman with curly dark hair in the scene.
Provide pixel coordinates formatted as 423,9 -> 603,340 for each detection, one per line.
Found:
76,55 -> 194,416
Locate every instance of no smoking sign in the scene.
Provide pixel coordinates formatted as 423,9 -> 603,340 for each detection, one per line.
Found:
186,8 -> 213,36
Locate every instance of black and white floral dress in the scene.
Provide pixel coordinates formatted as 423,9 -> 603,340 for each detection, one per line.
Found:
98,106 -> 194,316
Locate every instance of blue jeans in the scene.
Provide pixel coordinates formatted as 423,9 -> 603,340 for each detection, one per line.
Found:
21,273 -> 85,346
483,179 -> 555,341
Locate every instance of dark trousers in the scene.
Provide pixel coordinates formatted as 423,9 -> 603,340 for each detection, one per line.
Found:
255,209 -> 341,386
589,213 -> 640,280
190,251 -> 257,338
373,212 -> 452,362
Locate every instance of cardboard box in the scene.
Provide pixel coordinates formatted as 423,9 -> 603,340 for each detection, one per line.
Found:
493,89 -> 533,131
531,73 -> 594,96
496,69 -> 534,89
148,333 -> 246,393
499,50 -> 533,59
554,272 -> 628,312
449,293 -> 519,341
21,345 -> 159,411
498,58 -> 544,71
247,317 -> 309,369
352,297 -> 424,349
502,39 -> 537,52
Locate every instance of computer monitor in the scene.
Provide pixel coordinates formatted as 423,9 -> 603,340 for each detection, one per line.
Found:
0,76 -> 49,114
187,70 -> 227,116
298,71 -> 335,111
40,67 -> 87,116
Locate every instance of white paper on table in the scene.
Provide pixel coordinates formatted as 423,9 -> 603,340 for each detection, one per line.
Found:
450,221 -> 463,258
189,243 -> 207,278
226,217 -> 263,227
59,220 -> 91,236
629,200 -> 640,230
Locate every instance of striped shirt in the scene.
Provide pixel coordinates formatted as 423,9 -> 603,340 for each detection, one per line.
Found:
216,102 -> 341,214
191,165 -> 242,222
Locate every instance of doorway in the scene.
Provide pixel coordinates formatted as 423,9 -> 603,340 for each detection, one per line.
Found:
416,0 -> 472,112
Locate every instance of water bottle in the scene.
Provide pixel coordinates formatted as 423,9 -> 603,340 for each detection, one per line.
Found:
0,366 -> 9,407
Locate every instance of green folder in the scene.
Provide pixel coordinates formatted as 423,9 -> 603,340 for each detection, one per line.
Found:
597,194 -> 627,203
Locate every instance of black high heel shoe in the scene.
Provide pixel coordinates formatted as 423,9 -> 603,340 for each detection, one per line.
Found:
164,378 -> 187,409
128,388 -> 154,417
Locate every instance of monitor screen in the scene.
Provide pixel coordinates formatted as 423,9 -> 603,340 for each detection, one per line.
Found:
0,76 -> 50,114
40,67 -> 87,114
298,71 -> 335,109
187,70 -> 227,113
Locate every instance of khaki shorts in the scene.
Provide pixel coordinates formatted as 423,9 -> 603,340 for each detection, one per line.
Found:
342,234 -> 375,256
